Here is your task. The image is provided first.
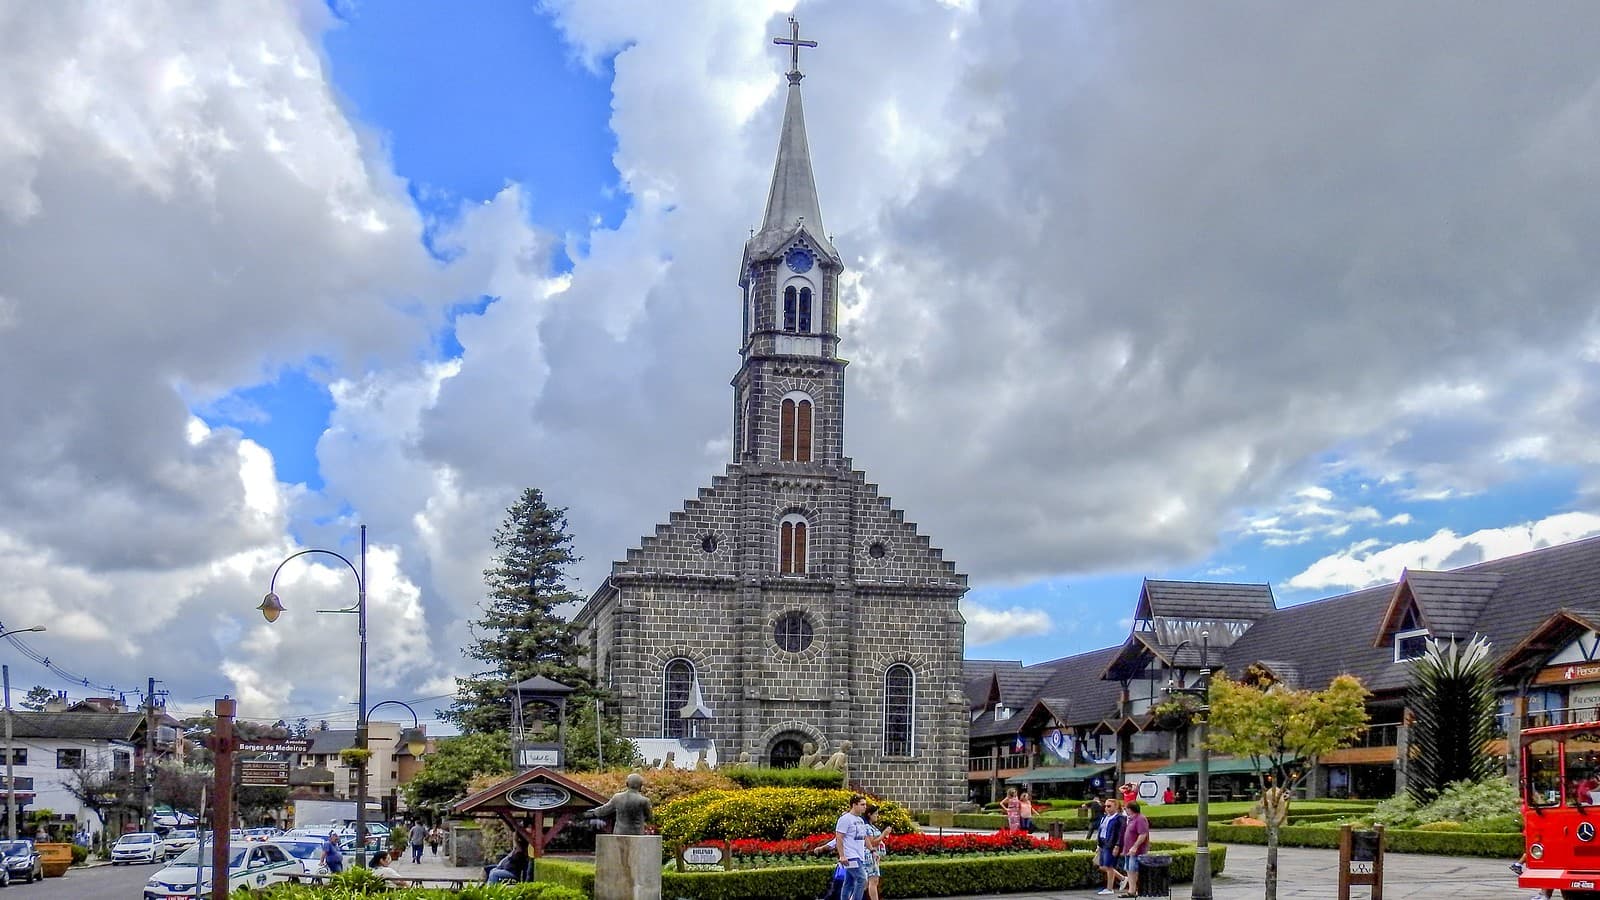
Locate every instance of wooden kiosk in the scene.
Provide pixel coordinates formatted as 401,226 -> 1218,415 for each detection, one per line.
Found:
451,767 -> 607,861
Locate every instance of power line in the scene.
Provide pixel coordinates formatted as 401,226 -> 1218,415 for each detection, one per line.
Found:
0,627 -> 124,694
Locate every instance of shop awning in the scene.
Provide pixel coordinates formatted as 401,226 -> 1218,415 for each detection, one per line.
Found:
1005,764 -> 1116,785
1147,758 -> 1282,776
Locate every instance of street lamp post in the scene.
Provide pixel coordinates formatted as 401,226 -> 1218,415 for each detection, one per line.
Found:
258,525 -> 369,866
0,626 -> 46,840
364,700 -> 426,832
1168,631 -> 1213,900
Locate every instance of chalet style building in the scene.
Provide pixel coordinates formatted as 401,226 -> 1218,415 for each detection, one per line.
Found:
969,534 -> 1600,804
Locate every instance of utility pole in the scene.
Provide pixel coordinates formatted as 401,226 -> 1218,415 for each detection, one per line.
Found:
3,665 -> 13,841
142,678 -> 164,831
210,698 -> 235,900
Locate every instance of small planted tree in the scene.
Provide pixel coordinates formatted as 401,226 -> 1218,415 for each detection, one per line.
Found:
1208,673 -> 1369,900
1405,634 -> 1498,804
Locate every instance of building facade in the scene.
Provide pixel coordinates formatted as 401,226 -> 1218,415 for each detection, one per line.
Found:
574,27 -> 968,809
969,534 -> 1600,804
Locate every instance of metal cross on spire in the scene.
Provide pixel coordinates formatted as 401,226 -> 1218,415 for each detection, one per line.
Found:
772,16 -> 818,84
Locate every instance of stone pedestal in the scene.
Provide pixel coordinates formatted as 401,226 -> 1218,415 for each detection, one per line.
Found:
594,834 -> 663,900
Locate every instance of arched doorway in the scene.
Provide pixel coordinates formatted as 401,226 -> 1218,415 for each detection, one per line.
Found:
768,735 -> 806,769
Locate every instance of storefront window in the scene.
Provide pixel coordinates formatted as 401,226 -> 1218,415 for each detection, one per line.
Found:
1525,737 -> 1562,807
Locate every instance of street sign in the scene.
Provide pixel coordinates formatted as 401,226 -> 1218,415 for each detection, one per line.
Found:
235,738 -> 313,753
238,760 -> 290,787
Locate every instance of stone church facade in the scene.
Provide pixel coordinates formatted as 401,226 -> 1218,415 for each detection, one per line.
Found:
573,29 -> 968,810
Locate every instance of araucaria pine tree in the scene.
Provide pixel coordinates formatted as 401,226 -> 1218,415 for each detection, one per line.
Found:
446,488 -> 592,735
1405,634 -> 1499,804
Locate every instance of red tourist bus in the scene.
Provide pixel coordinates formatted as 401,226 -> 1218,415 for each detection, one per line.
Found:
1522,722 -> 1600,899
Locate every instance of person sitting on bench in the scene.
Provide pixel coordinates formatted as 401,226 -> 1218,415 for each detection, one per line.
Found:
487,837 -> 529,884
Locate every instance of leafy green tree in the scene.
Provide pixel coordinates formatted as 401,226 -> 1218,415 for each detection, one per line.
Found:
1405,635 -> 1498,804
445,488 -> 591,734
1208,673 -> 1369,900
402,733 -> 511,814
19,685 -> 54,711
560,699 -> 639,772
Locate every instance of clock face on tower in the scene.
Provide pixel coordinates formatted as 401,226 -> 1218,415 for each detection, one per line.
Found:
785,247 -> 814,273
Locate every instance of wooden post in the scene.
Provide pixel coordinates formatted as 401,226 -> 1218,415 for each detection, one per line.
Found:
211,698 -> 236,900
1337,824 -> 1351,900
1373,824 -> 1385,900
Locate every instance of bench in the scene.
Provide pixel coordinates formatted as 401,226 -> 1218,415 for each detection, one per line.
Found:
285,874 -> 479,890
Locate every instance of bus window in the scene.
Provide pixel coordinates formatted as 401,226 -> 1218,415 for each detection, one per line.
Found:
1567,731 -> 1600,805
1527,737 -> 1562,807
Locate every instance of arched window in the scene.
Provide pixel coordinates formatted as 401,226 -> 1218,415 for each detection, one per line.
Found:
778,514 -> 809,575
798,287 -> 812,333
884,664 -> 915,756
779,394 -> 813,462
783,286 -> 797,331
663,659 -> 694,739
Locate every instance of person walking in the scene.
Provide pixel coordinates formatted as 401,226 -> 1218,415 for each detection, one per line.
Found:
1118,800 -> 1151,898
861,804 -> 891,900
408,821 -> 428,864
427,825 -> 443,857
1018,791 -> 1036,832
1000,787 -> 1022,831
1094,798 -> 1126,895
834,794 -> 870,900
321,831 -> 345,875
1084,794 -> 1106,840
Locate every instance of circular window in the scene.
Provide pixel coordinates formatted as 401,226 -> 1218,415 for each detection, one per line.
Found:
868,541 -> 888,559
701,534 -> 718,554
774,611 -> 814,653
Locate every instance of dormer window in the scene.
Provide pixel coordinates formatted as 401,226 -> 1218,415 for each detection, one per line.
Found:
994,706 -> 1013,722
1394,628 -> 1432,662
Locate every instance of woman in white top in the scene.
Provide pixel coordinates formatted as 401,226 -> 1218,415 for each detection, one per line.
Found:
368,850 -> 407,885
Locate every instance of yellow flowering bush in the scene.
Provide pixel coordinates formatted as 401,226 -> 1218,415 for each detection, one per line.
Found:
656,787 -> 917,850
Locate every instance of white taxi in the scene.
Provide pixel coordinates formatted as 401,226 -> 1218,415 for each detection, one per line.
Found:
143,842 -> 300,899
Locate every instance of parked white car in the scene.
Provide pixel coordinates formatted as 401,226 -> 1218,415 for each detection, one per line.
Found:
162,828 -> 199,858
112,832 -> 166,865
143,843 -> 300,899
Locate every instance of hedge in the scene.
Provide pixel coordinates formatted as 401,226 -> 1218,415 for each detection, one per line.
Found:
723,766 -> 846,790
536,845 -> 1225,899
656,788 -> 917,849
1208,824 -> 1523,857
533,858 -> 596,897
251,882 -> 585,899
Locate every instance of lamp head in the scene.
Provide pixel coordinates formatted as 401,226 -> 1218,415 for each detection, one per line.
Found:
23,626 -> 43,633
258,592 -> 285,623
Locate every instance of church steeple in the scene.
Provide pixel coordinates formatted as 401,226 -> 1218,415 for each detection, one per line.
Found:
743,17 -> 838,267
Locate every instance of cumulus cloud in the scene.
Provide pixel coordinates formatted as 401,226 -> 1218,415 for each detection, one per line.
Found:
961,600 -> 1053,646
1286,512 -> 1600,592
8,0 -> 1600,718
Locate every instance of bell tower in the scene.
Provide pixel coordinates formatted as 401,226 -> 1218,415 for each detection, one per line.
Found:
733,17 -> 847,470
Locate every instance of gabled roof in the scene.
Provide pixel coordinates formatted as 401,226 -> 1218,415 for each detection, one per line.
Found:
1137,580 -> 1276,623
451,767 -> 608,816
1023,646 -> 1123,729
1496,608 -> 1600,680
306,730 -> 357,754
1374,569 -> 1505,646
7,711 -> 144,742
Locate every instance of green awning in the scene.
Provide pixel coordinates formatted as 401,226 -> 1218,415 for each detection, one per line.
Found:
1147,758 -> 1278,776
1005,764 -> 1115,785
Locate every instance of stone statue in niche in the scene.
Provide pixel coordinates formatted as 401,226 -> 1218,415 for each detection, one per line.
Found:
797,742 -> 819,769
816,740 -> 851,776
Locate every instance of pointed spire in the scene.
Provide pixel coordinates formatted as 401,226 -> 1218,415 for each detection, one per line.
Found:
745,17 -> 837,269
760,79 -> 826,239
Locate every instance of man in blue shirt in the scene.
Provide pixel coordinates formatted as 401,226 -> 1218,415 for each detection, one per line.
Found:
322,832 -> 345,874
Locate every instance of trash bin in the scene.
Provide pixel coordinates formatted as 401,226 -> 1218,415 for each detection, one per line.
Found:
1047,821 -> 1064,841
1136,854 -> 1172,899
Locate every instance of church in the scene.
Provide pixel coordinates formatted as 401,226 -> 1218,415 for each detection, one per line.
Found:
573,21 -> 968,810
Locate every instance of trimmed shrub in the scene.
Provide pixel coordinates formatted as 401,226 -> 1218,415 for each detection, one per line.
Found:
565,769 -> 738,805
246,881 -> 585,899
1415,820 -> 1462,832
69,844 -> 88,864
655,788 -> 917,850
723,766 -> 845,790
1372,778 -> 1517,828
534,858 -> 597,897
1209,823 -> 1521,857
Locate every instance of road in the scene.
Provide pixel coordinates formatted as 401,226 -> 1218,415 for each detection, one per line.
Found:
22,861 -> 164,899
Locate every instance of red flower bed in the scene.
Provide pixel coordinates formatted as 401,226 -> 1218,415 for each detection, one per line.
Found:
726,829 -> 1065,860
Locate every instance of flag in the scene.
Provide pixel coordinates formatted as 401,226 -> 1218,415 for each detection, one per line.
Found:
1012,735 -> 1027,754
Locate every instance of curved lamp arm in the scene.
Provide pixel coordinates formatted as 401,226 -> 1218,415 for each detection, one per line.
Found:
258,549 -> 365,621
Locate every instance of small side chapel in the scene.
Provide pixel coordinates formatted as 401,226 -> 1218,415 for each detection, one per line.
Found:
574,20 -> 968,809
